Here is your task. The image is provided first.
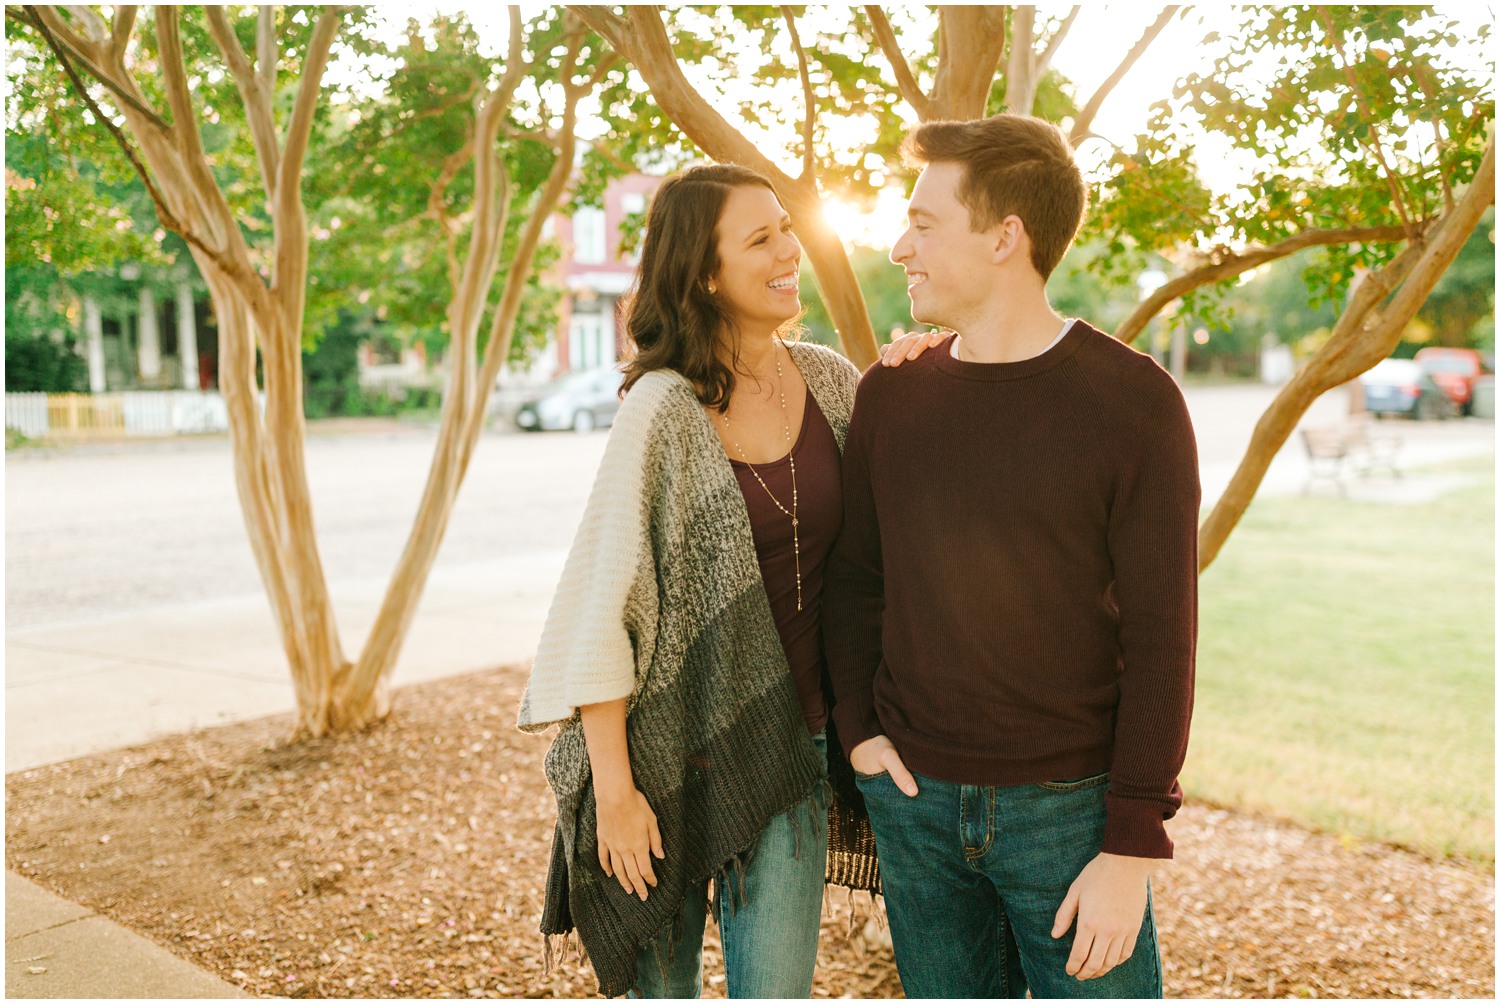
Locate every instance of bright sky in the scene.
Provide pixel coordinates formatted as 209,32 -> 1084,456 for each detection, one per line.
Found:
359,4 -> 1495,250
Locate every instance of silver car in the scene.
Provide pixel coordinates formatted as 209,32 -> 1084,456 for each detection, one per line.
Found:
513,367 -> 624,433
1359,358 -> 1457,420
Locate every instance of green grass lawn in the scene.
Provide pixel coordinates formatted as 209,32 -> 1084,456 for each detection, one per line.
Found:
1186,454 -> 1495,866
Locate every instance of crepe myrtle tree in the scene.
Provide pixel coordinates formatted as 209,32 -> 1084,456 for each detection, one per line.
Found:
6,4 -> 614,736
1088,5 -> 1494,567
569,5 -> 1178,367
574,4 -> 1490,569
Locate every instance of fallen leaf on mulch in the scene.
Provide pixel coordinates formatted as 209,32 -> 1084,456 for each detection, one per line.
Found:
5,663 -> 1493,999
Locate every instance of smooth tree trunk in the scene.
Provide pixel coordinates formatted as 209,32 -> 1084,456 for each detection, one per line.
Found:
24,4 -> 592,737
340,13 -> 596,722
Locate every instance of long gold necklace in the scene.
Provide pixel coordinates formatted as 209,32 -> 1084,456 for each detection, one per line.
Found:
719,348 -> 802,611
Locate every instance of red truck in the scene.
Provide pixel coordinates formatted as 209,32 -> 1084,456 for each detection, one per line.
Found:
1415,347 -> 1488,415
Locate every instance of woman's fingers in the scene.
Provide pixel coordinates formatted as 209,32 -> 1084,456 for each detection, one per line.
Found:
648,813 -> 665,859
620,852 -> 649,901
636,848 -> 658,889
608,849 -> 634,896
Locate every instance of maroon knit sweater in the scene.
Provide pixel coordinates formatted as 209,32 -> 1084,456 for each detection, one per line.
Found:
823,322 -> 1199,859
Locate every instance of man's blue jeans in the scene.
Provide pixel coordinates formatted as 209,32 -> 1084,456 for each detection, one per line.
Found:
856,767 -> 1162,999
630,731 -> 829,998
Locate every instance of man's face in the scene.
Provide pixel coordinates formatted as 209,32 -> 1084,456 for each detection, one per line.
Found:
889,162 -> 1002,330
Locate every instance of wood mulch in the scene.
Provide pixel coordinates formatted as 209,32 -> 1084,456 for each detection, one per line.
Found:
6,663 -> 1494,999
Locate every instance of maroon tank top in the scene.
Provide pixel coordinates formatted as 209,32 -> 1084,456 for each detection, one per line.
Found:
729,388 -> 841,735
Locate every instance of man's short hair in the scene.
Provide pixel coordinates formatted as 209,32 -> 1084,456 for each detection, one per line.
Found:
902,114 -> 1087,280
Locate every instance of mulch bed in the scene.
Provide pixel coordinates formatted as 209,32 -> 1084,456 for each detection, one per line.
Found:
6,663 -> 1494,999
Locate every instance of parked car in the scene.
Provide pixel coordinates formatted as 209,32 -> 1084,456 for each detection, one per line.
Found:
513,367 -> 624,433
1360,358 -> 1457,420
1414,347 -> 1487,415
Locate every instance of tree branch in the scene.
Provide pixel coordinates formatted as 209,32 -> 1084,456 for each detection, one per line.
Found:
256,5 -> 276,97
569,3 -> 625,46
108,5 -> 136,62
1410,59 -> 1456,211
155,7 -> 231,230
20,3 -> 230,271
557,12 -> 588,99
586,48 -> 619,88
570,5 -> 797,189
931,5 -> 1007,119
863,5 -> 929,118
1315,6 -> 1416,236
781,5 -> 816,182
1198,138 -> 1492,570
1070,6 -> 1177,146
1003,5 -> 1035,113
276,7 -> 340,207
204,6 -> 281,203
16,5 -> 170,129
59,2 -> 103,40
1037,6 -> 1079,71
1115,221 -> 1425,346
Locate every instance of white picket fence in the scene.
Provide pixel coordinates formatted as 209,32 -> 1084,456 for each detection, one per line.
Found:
6,391 -> 233,439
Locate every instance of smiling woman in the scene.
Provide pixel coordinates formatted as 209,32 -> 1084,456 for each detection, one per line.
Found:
518,162 -> 887,999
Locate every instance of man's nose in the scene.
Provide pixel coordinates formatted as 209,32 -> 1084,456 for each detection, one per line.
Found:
890,230 -> 912,265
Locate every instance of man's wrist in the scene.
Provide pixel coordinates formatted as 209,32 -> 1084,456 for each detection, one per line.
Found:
1098,851 -> 1161,874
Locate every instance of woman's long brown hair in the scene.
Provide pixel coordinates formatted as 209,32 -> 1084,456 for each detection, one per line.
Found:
619,164 -> 795,412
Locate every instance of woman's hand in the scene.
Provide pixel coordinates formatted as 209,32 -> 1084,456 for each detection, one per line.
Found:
880,328 -> 950,367
578,697 -> 665,900
595,784 -> 665,900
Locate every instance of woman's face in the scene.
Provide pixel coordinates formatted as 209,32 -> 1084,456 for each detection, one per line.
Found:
710,184 -> 801,337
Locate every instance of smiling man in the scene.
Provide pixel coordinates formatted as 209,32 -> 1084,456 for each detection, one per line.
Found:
823,113 -> 1200,998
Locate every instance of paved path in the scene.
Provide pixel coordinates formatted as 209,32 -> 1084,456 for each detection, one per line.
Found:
6,872 -> 250,999
6,391 -> 1494,770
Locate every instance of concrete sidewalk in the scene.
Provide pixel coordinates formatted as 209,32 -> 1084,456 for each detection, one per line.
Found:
6,550 -> 565,999
6,872 -> 250,998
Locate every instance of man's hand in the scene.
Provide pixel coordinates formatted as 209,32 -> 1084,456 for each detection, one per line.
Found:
1051,852 -> 1157,980
594,785 -> 665,901
848,735 -> 919,796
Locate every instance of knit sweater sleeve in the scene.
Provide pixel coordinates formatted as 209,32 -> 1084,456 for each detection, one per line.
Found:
823,362 -> 887,750
1101,362 -> 1200,858
516,377 -> 666,733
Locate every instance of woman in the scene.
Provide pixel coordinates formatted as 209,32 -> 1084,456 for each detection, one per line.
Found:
518,164 -> 932,998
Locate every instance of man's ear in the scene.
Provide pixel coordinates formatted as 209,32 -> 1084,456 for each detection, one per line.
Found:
991,215 -> 1028,267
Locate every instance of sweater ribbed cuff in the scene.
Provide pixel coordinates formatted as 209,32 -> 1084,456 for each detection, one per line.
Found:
1101,791 -> 1175,859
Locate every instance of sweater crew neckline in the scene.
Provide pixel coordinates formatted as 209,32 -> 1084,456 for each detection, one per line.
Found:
934,319 -> 1086,381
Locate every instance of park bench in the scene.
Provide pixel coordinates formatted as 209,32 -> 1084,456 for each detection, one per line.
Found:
1300,420 -> 1402,496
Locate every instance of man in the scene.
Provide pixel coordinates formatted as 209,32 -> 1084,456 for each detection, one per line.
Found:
824,113 -> 1199,998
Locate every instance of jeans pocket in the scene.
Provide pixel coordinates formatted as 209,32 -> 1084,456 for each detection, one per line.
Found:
853,769 -> 891,784
1034,770 -> 1110,792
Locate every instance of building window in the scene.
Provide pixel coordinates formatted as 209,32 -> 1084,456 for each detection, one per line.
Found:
570,310 -> 615,370
574,206 -> 606,265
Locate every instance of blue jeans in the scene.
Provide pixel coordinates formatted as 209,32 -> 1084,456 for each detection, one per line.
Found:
856,768 -> 1162,999
631,731 -> 829,998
